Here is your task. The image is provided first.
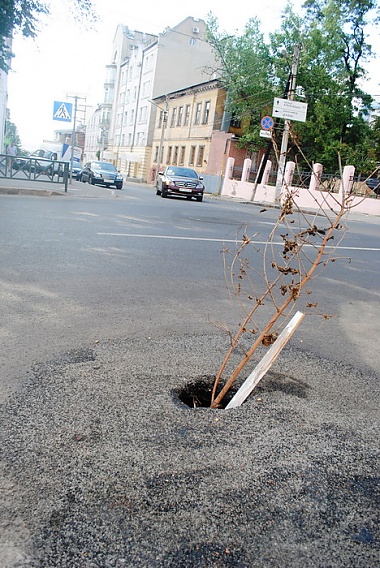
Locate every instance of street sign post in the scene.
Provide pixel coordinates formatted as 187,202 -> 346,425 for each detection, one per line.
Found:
272,97 -> 308,122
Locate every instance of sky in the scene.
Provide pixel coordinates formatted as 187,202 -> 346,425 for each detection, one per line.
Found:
6,0 -> 379,151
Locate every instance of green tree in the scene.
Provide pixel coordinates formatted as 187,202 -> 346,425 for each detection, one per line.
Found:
289,0 -> 379,171
206,15 -> 276,153
4,117 -> 21,149
206,0 -> 379,172
0,0 -> 97,71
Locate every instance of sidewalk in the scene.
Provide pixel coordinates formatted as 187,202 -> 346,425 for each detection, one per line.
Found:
0,176 -> 126,198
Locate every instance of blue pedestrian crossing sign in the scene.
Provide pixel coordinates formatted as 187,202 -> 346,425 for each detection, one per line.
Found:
53,101 -> 73,122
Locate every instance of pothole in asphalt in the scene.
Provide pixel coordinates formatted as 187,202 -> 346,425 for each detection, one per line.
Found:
175,372 -> 310,409
175,375 -> 237,409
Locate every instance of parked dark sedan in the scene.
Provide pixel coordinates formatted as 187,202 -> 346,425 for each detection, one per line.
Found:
69,160 -> 83,180
156,166 -> 204,202
366,177 -> 380,197
78,161 -> 123,189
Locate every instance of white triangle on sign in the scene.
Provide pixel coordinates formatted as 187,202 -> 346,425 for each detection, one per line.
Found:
54,104 -> 71,120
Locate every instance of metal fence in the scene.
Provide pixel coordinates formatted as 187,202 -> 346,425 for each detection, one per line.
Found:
231,165 -> 376,196
0,154 -> 69,192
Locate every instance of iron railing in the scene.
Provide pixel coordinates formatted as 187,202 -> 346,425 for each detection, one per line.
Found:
0,154 -> 69,192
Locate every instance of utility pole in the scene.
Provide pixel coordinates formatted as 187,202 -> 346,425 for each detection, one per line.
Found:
156,103 -> 168,183
67,94 -> 86,183
275,44 -> 301,198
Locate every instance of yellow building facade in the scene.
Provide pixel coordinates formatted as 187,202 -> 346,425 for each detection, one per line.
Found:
149,80 -> 227,183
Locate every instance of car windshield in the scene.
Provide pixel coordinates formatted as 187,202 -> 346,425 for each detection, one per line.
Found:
93,161 -> 116,171
166,167 -> 198,179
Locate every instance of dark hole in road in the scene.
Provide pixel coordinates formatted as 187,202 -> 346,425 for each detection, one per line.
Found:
176,371 -> 309,409
175,375 -> 236,409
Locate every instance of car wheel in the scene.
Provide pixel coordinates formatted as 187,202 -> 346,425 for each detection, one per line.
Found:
115,184 -> 123,190
196,196 -> 203,202
90,176 -> 96,185
161,187 -> 168,198
156,187 -> 161,196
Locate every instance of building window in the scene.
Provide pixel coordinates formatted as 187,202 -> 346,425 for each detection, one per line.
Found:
179,146 -> 185,165
166,146 -> 172,164
124,111 -> 128,124
139,106 -> 147,123
177,106 -> 183,126
154,145 -> 159,162
197,145 -> 205,167
130,109 -> 135,124
184,104 -> 190,126
128,133 -> 132,146
173,146 -> 179,164
189,145 -> 196,165
170,107 -> 177,127
202,101 -> 211,124
142,81 -> 150,98
194,102 -> 202,125
158,109 -> 168,128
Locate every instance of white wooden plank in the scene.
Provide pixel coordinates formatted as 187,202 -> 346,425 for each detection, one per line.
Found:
225,311 -> 305,409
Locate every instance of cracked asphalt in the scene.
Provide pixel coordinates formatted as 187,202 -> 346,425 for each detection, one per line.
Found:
1,332 -> 379,567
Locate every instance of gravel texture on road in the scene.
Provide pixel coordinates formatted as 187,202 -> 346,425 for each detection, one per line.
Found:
1,332 -> 379,567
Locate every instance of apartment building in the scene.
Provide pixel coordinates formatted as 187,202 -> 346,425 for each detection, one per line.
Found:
150,79 -> 226,177
83,63 -> 118,162
150,79 -> 251,193
84,26 -> 157,163
85,17 -> 219,182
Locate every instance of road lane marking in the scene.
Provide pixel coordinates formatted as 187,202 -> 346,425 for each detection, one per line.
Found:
97,233 -> 380,251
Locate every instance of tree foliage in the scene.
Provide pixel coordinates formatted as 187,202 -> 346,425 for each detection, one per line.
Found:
0,0 -> 97,71
206,0 -> 380,172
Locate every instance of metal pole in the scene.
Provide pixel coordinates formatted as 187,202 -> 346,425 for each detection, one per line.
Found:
156,106 -> 167,183
275,44 -> 301,198
67,94 -> 86,182
70,96 -> 78,184
252,73 -> 292,193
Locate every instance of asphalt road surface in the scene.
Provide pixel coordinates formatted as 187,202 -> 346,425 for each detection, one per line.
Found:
1,185 -> 379,400
1,184 -> 379,567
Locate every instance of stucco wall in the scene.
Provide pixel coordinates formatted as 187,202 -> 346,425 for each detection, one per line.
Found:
221,157 -> 380,216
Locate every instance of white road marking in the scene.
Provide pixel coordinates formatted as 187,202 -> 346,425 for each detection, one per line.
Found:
97,233 -> 380,251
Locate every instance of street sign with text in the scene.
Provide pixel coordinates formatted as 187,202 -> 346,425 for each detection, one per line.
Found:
260,130 -> 272,138
272,97 -> 308,122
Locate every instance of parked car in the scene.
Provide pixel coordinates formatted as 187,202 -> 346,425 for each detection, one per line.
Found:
13,149 -> 61,175
156,166 -> 205,202
365,177 -> 380,197
78,161 -> 123,189
69,160 -> 83,180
